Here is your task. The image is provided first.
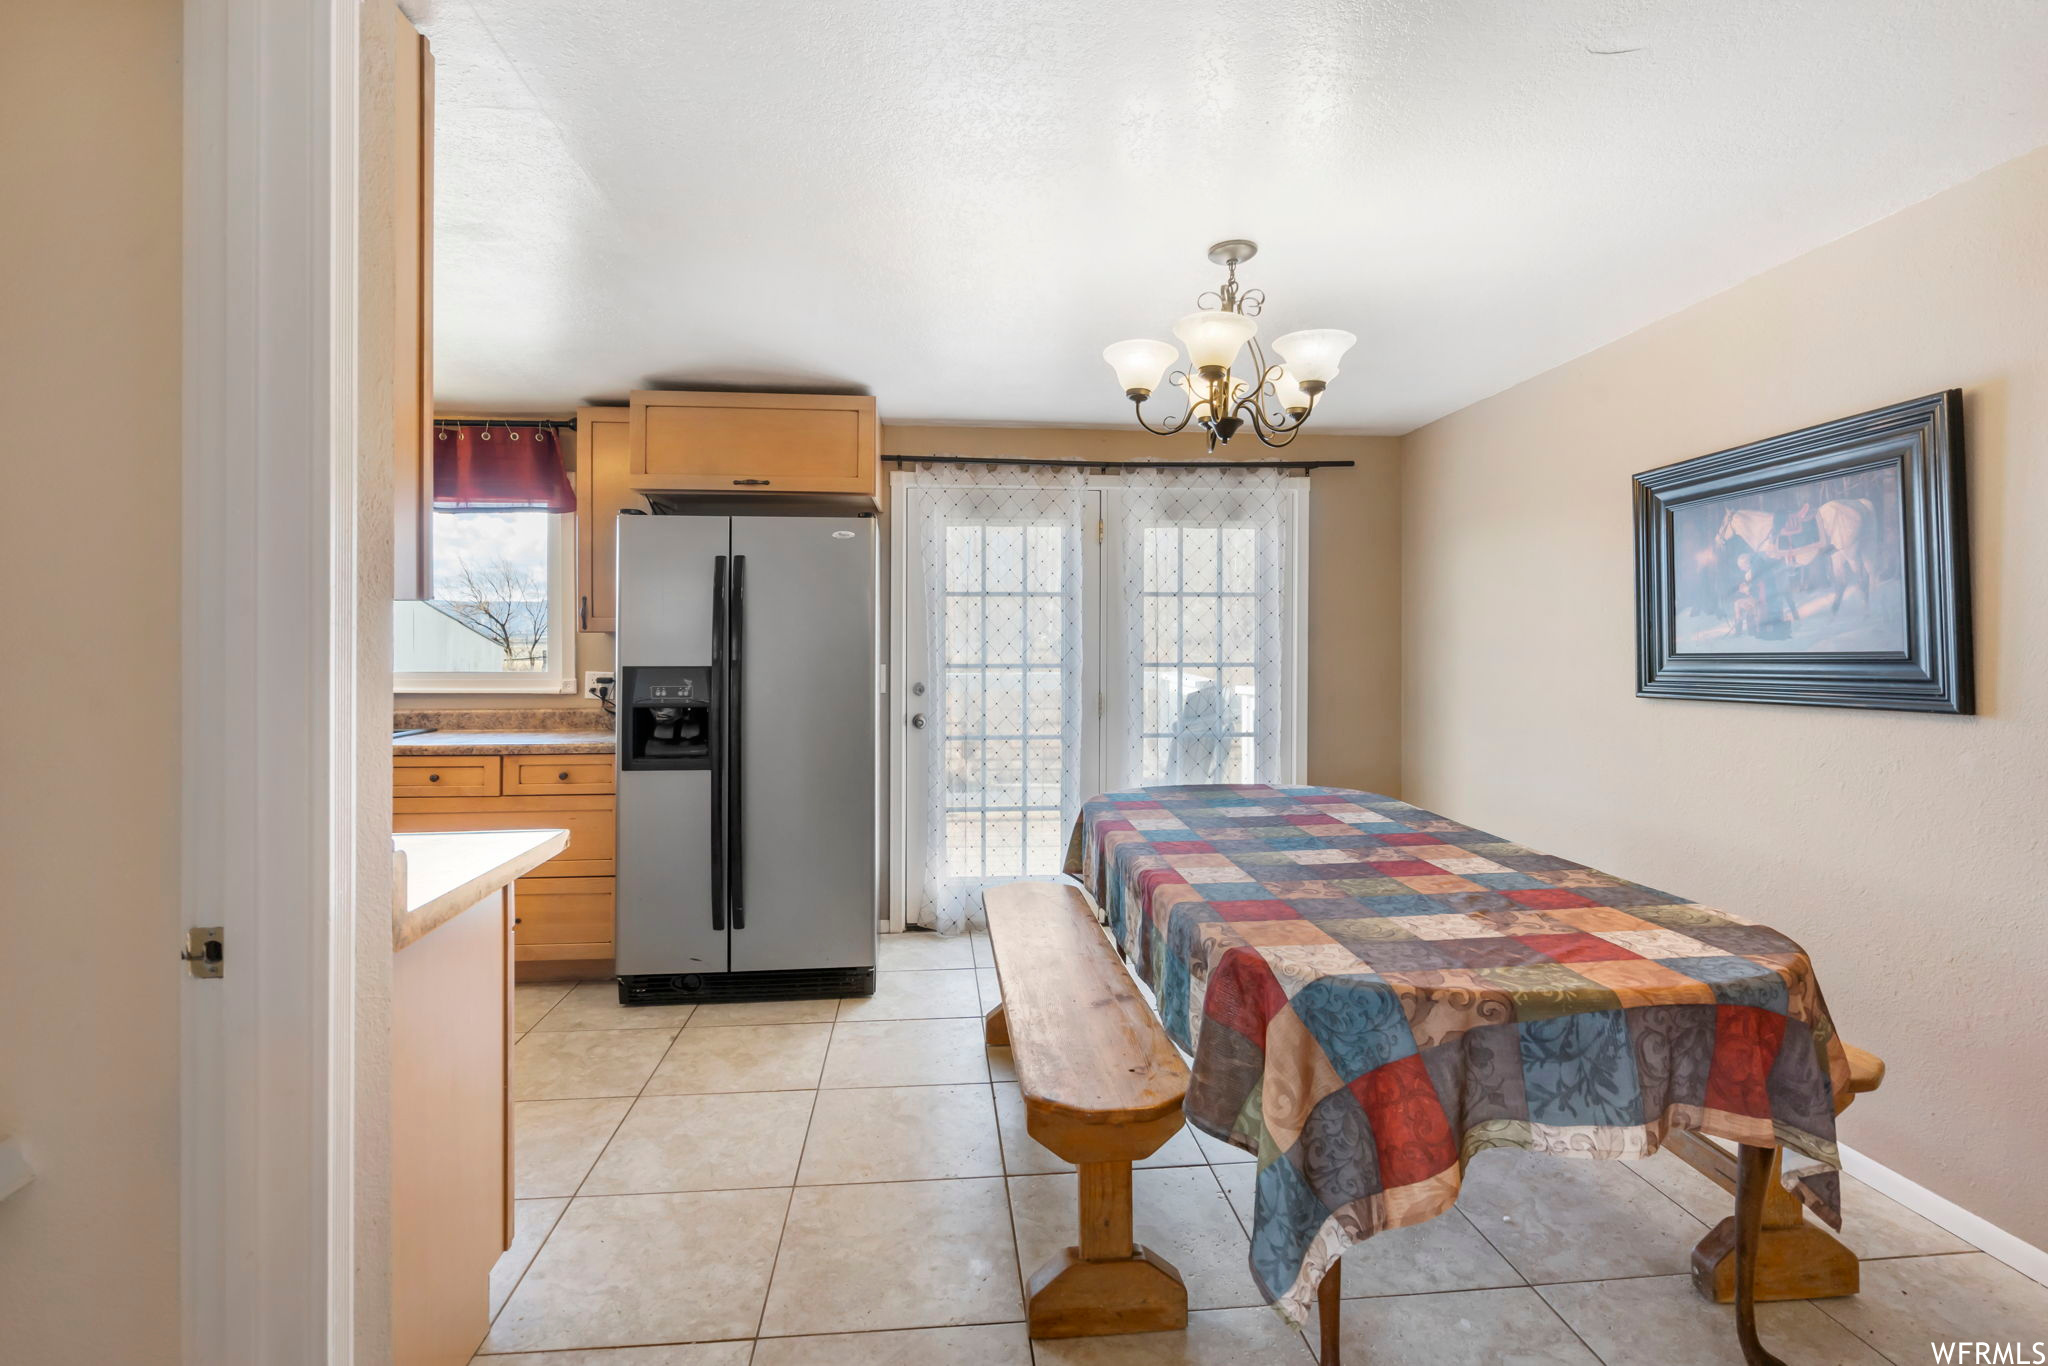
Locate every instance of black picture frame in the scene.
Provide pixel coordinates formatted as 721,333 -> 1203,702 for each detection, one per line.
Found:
1633,390 -> 1972,713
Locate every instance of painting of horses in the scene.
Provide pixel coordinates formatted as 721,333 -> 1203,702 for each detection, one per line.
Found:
1634,390 -> 1971,713
1670,465 -> 1907,654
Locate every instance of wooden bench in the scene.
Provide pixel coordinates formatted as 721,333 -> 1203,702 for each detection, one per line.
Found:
982,882 -> 1193,1339
1670,1041 -> 1887,1303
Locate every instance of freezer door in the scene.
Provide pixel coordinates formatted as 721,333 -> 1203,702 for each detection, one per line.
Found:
728,516 -> 878,973
615,514 -> 730,976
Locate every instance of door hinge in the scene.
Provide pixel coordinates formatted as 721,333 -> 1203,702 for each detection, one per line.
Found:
1097,517 -> 1105,543
181,927 -> 224,979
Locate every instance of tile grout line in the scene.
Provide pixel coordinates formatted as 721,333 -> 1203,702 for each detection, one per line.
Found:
1524,1280 -> 1615,1366
747,1018 -> 833,1342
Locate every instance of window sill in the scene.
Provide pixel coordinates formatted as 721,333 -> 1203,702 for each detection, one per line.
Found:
393,676 -> 577,695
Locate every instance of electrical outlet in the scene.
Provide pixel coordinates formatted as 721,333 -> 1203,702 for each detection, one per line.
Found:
584,671 -> 615,702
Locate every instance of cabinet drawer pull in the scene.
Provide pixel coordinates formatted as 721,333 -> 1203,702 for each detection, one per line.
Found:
558,771 -> 570,781
733,478 -> 771,486
428,773 -> 441,783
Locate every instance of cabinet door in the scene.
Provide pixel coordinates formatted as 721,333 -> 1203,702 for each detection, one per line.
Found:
576,406 -> 633,632
626,391 -> 876,497
389,5 -> 434,599
513,876 -> 615,960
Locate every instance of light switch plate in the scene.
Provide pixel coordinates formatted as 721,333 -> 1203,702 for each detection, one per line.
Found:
583,670 -> 615,702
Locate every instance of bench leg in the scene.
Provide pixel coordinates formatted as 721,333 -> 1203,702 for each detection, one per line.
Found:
1025,1160 -> 1187,1339
1690,1143 -> 1859,1304
1733,1143 -> 1788,1366
984,1001 -> 1008,1048
1318,1258 -> 1342,1366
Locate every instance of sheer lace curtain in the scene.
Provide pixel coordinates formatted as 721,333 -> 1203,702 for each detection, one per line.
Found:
1111,467 -> 1298,792
903,466 -> 1091,933
898,463 -> 1301,933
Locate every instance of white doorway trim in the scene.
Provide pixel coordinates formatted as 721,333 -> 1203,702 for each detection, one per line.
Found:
182,1 -> 362,1362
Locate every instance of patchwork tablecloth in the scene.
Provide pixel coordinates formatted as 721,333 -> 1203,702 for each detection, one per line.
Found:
1066,785 -> 1850,1323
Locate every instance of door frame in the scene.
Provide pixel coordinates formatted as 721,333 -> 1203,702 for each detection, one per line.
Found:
183,0 -> 367,1362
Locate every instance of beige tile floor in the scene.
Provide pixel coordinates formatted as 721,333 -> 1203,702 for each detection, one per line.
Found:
480,932 -> 2048,1364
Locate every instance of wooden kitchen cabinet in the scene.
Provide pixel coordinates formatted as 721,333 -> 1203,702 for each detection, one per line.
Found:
391,883 -> 511,1366
625,390 -> 877,497
394,747 -> 617,962
510,876 -> 616,960
385,1 -> 435,600
575,405 -> 632,632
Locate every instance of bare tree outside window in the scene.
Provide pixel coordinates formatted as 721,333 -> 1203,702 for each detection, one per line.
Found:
436,553 -> 549,670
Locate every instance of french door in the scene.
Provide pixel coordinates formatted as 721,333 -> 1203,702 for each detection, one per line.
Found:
891,470 -> 1306,932
895,478 -> 1103,932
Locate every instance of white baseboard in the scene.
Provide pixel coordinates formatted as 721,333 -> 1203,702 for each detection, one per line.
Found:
1841,1142 -> 2048,1288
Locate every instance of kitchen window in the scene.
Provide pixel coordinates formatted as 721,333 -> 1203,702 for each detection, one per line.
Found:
395,422 -> 579,693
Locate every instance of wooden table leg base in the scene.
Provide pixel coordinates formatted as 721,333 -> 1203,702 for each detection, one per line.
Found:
1676,1131 -> 1860,1304
1692,1215 -> 1860,1303
1025,1245 -> 1187,1338
984,1002 -> 1009,1047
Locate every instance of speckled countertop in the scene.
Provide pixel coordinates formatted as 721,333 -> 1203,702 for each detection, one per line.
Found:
393,730 -> 614,755
393,709 -> 614,756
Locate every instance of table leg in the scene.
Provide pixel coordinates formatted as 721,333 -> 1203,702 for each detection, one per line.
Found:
1318,1258 -> 1342,1366
1734,1144 -> 1788,1366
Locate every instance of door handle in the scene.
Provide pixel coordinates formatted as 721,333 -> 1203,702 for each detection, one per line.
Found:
910,713 -> 926,729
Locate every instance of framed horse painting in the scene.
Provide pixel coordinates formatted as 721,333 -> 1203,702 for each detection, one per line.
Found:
1634,390 -> 1972,713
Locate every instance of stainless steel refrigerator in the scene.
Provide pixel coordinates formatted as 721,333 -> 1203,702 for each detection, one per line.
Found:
614,511 -> 878,1003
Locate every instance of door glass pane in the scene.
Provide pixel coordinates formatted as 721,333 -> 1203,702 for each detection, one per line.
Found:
915,481 -> 1090,930
1116,478 -> 1294,790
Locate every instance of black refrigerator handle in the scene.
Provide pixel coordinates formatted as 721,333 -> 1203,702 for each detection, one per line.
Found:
728,554 -> 746,930
709,555 -> 728,932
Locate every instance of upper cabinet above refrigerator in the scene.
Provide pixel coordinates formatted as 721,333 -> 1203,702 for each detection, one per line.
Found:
576,392 -> 879,634
626,391 -> 878,499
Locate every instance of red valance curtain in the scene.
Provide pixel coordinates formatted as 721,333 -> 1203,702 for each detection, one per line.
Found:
433,423 -> 577,512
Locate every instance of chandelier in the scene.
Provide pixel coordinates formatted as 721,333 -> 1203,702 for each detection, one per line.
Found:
1103,239 -> 1356,451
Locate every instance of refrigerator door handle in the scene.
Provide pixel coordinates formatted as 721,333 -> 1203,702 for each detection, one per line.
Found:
710,554 -> 728,932
728,554 -> 746,931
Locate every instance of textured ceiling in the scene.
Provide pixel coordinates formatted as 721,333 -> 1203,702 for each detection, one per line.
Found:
416,0 -> 2048,433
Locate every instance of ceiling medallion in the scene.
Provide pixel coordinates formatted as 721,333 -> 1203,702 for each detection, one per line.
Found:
1103,239 -> 1356,451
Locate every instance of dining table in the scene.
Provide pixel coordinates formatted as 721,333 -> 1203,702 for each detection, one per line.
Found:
1066,783 -> 1852,1365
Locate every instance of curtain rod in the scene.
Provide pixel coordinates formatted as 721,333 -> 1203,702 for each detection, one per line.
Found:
433,416 -> 578,430
881,454 -> 1354,471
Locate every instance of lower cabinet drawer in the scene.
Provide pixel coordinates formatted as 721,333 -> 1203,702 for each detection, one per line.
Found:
393,805 -> 615,877
505,753 -> 614,796
393,754 -> 501,798
513,877 -> 614,960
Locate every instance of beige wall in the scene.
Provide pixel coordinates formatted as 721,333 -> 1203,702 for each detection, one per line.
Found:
879,425 -> 1403,794
0,1 -> 184,1359
1401,147 -> 2048,1247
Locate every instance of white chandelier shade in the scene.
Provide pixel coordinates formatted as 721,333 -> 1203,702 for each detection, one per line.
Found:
1271,328 -> 1358,385
1171,309 -> 1258,372
1102,338 -> 1180,397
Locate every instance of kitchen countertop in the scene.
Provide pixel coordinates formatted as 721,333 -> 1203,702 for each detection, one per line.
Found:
394,729 -> 614,755
392,828 -> 570,949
